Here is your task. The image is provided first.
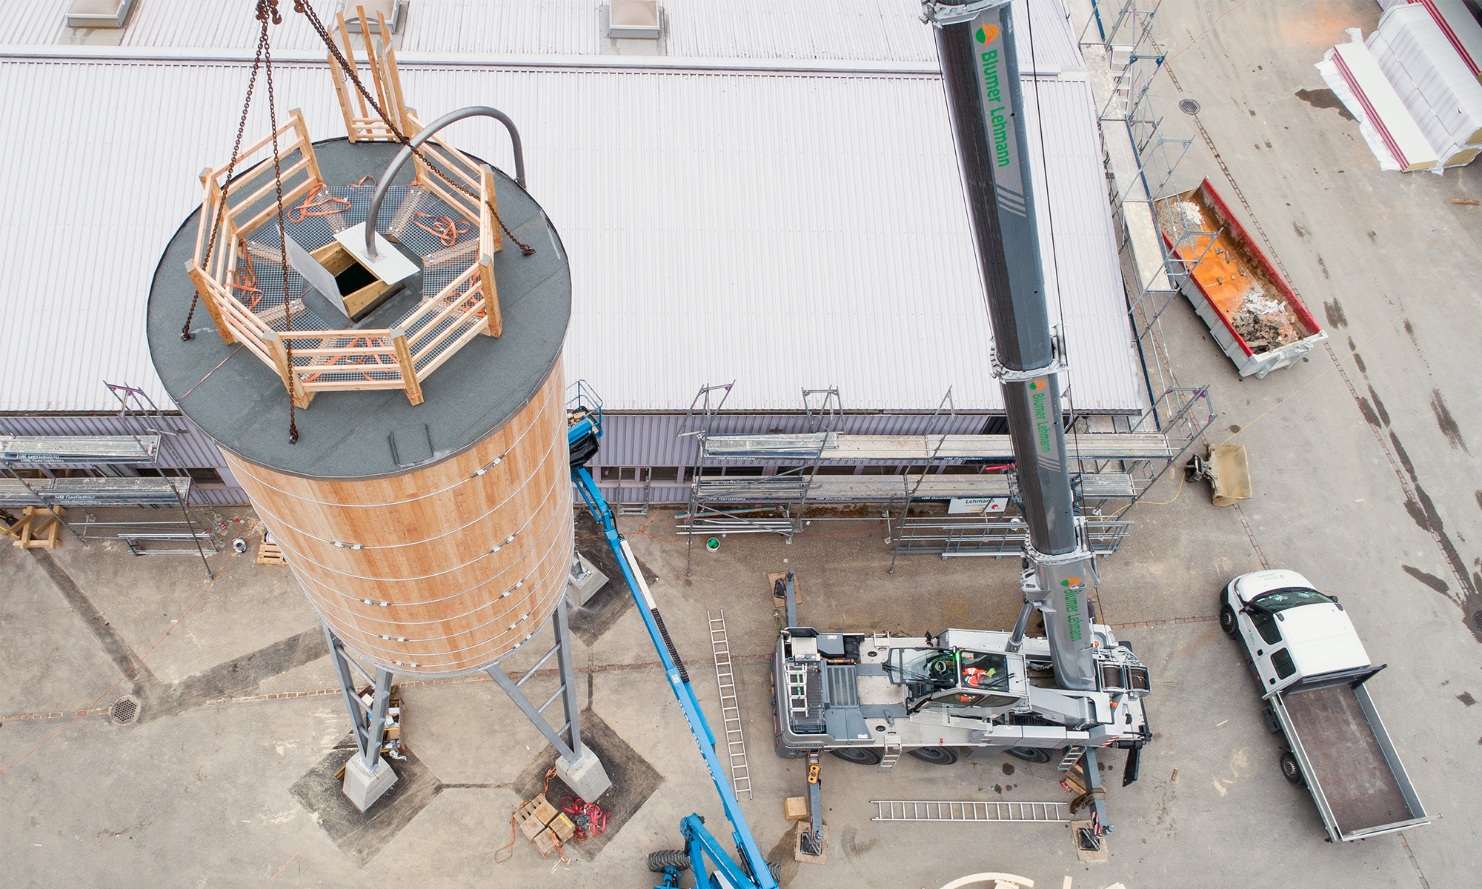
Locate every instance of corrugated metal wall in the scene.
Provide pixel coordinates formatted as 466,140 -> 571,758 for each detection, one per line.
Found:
589,410 -> 994,504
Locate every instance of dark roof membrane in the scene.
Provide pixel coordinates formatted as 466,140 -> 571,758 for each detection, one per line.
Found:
146,139 -> 572,480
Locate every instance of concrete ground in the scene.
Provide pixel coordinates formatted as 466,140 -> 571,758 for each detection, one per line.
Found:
4,1 -> 1480,886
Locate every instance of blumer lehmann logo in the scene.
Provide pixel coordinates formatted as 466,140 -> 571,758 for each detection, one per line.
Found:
975,24 -> 1000,44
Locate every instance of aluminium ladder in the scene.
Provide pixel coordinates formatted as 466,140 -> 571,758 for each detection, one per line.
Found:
708,610 -> 752,798
871,799 -> 1071,824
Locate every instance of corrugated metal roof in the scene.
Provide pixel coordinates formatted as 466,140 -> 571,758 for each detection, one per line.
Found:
1,1 -> 1083,71
0,55 -> 1138,415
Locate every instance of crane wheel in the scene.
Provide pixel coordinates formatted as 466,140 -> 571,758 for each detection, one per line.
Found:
831,746 -> 884,765
1005,746 -> 1052,764
648,850 -> 690,873
908,746 -> 960,765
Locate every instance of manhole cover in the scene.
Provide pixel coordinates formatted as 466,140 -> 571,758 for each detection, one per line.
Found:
1473,609 -> 1482,631
1179,98 -> 1201,115
110,696 -> 140,725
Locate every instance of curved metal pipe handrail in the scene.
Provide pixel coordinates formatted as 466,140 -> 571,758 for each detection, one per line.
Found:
365,106 -> 526,258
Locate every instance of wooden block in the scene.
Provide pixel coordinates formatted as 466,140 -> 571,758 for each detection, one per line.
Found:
783,796 -> 809,822
767,571 -> 801,604
11,506 -> 64,550
530,827 -> 560,858
531,796 -> 558,826
547,812 -> 576,842
1061,762 -> 1088,796
519,812 -> 548,841
792,823 -> 827,864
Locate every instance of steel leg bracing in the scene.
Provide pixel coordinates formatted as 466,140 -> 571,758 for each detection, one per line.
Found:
484,597 -> 611,799
323,624 -> 398,811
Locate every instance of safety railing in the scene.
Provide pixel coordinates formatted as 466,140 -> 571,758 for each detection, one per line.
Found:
185,108 -> 323,351
328,9 -> 409,143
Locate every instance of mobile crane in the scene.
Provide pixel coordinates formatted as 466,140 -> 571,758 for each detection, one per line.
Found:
770,0 -> 1152,831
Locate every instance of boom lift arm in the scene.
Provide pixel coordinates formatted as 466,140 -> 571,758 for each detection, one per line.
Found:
567,395 -> 779,889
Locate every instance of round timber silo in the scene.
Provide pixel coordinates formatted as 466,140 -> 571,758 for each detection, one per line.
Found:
146,138 -> 574,677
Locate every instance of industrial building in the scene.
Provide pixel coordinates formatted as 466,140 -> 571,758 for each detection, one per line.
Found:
0,0 -> 1145,512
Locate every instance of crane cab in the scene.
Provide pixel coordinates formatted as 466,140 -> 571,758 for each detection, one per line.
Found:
892,647 -> 1028,716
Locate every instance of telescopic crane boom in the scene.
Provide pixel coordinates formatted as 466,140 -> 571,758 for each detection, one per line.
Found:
925,0 -> 1114,691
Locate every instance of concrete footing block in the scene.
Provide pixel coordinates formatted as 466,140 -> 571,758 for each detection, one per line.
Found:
342,754 -> 398,811
567,554 -> 608,606
556,750 -> 612,801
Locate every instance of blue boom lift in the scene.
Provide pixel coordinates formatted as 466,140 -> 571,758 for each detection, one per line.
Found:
567,384 -> 780,889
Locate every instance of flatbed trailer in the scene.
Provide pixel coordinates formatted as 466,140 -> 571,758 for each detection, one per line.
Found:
1273,675 -> 1429,843
1159,178 -> 1327,378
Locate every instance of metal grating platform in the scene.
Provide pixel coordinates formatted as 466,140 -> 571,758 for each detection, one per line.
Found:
0,435 -> 159,464
702,432 -> 1177,463
0,477 -> 191,507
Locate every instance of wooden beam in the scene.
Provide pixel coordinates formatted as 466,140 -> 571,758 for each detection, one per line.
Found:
383,35 -> 408,133
264,330 -> 312,408
289,109 -> 324,184
329,52 -> 358,140
391,328 -> 424,405
184,260 -> 236,343
480,256 -> 502,338
481,163 -> 503,253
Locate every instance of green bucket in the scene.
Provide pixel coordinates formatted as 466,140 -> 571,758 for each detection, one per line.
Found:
705,537 -> 721,553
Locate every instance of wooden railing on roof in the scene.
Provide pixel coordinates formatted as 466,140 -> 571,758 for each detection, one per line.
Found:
270,162 -> 502,407
329,9 -> 409,143
183,108 -> 322,349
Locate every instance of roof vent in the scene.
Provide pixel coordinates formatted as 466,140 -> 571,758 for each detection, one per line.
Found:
607,1 -> 662,40
342,0 -> 408,35
65,0 -> 138,29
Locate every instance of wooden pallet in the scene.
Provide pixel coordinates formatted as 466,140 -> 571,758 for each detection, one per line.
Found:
5,506 -> 64,549
256,539 -> 287,565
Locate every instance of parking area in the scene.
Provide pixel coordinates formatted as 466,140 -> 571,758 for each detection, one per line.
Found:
3,2 -> 1480,887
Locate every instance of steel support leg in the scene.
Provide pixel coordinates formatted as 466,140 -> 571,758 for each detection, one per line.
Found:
323,623 -> 398,811
484,596 -> 612,799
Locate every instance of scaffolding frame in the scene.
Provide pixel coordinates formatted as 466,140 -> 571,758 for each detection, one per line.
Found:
1079,0 -> 1210,433
0,385 -> 217,575
679,385 -> 841,576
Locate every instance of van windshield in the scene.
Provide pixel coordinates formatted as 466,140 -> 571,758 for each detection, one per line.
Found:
1250,587 -> 1332,614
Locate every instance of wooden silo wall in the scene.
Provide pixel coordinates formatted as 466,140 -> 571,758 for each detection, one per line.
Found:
223,364 -> 571,674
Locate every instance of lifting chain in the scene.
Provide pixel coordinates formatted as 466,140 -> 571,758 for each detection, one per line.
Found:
261,2 -> 299,444
291,0 -> 537,255
180,0 -> 279,341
